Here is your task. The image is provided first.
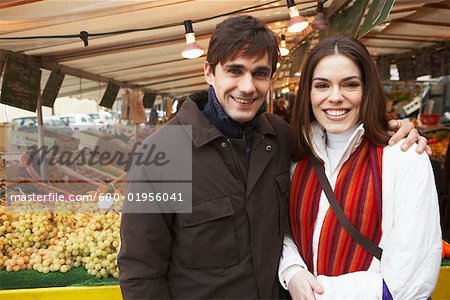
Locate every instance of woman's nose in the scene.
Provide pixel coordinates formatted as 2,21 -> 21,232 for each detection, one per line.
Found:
328,86 -> 343,102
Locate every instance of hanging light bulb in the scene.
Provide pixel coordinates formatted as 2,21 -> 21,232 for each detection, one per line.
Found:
279,34 -> 290,56
282,78 -> 290,94
181,20 -> 204,59
286,0 -> 309,33
311,0 -> 328,31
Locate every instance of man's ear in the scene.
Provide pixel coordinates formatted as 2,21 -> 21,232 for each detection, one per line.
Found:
204,61 -> 214,86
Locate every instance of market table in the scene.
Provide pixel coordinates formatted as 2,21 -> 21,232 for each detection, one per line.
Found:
433,260 -> 450,300
0,262 -> 449,300
0,286 -> 121,300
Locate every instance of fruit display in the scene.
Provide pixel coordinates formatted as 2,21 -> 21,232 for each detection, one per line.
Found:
65,164 -> 115,183
425,129 -> 450,161
18,152 -> 116,195
89,163 -> 125,179
443,240 -> 450,259
6,178 -> 65,195
0,204 -> 121,279
0,154 -> 125,281
5,178 -> 68,213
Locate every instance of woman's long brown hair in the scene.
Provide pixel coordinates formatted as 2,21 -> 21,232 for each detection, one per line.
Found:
290,36 -> 390,161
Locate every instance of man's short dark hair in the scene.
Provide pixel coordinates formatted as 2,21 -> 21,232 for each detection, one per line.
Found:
207,15 -> 280,76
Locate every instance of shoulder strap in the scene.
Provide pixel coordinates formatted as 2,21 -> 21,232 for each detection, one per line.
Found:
311,155 -> 383,260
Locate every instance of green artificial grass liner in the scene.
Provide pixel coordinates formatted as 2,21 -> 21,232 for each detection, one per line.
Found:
1,260 -> 449,291
0,266 -> 118,290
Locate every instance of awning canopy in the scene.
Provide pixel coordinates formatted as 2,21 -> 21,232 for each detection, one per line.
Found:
1,0 -> 449,101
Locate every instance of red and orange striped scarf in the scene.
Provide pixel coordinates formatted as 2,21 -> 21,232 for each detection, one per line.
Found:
290,138 -> 383,276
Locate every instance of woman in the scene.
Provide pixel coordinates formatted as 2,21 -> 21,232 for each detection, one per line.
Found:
279,36 -> 442,299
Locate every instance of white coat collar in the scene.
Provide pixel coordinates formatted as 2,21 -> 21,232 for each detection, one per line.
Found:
309,121 -> 366,165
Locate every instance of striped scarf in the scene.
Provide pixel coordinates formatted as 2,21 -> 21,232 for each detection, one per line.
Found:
290,138 -> 383,276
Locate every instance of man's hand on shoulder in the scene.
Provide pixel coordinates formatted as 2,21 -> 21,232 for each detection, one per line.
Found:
387,119 -> 431,155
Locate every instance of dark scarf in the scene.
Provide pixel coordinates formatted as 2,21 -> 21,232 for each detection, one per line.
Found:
202,86 -> 266,140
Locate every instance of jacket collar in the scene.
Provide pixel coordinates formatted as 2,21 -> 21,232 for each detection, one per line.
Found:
175,91 -> 276,148
255,112 -> 276,136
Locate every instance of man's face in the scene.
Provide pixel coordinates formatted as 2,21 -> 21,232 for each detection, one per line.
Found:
204,54 -> 272,124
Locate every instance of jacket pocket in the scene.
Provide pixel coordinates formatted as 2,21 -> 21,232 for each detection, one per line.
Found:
275,171 -> 290,236
176,195 -> 239,269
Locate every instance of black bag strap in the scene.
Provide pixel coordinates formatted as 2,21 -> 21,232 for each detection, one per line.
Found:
311,155 -> 383,260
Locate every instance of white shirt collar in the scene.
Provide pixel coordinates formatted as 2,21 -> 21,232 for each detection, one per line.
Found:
310,121 -> 365,164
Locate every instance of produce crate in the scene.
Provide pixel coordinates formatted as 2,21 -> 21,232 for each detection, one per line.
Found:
420,114 -> 441,125
10,129 -> 79,152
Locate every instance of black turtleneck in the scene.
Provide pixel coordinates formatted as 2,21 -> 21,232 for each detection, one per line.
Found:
202,86 -> 266,139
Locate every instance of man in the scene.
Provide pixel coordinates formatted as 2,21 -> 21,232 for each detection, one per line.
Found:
118,15 -> 427,299
273,97 -> 289,122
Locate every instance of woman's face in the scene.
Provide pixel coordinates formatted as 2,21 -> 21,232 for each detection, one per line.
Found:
310,54 -> 363,134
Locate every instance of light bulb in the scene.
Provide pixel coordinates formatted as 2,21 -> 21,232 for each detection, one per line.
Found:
181,21 -> 204,59
280,47 -> 290,56
287,6 -> 309,33
279,35 -> 290,56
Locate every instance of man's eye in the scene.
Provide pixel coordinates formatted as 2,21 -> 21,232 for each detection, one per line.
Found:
228,68 -> 241,74
254,71 -> 269,78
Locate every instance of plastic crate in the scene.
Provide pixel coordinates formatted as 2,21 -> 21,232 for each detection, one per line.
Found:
420,114 -> 441,125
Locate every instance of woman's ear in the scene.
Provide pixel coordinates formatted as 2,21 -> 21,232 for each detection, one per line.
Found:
204,61 -> 214,86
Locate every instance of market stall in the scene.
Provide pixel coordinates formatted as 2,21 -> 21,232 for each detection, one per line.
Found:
0,118 -> 159,295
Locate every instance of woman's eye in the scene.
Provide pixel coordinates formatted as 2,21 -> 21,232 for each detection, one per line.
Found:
314,83 -> 328,89
344,81 -> 361,88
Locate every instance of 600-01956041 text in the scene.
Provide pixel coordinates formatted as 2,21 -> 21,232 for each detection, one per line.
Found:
98,192 -> 184,202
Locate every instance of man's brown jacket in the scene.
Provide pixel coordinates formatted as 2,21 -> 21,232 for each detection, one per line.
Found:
119,92 -> 291,299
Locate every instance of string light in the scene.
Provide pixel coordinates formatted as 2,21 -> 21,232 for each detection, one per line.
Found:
0,1 -> 283,41
79,31 -> 89,47
286,0 -> 309,33
181,20 -> 204,59
279,34 -> 290,56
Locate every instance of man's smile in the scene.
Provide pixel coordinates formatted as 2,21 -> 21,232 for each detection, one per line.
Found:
230,95 -> 257,105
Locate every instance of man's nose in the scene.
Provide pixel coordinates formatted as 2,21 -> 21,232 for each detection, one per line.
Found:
239,74 -> 256,95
